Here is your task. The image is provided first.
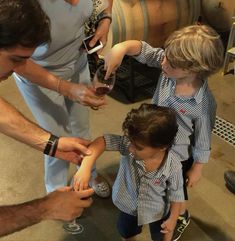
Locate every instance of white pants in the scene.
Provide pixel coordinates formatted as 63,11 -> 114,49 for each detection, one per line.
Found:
14,63 -> 97,193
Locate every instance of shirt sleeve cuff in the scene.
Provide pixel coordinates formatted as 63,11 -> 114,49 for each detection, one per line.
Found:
192,148 -> 211,163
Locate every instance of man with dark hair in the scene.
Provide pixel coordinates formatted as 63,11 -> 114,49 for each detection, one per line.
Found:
13,0 -> 112,197
0,0 -> 94,237
0,0 -> 51,48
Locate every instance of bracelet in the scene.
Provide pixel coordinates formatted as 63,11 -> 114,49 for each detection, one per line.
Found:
57,78 -> 61,95
51,137 -> 59,157
43,134 -> 59,155
96,12 -> 112,24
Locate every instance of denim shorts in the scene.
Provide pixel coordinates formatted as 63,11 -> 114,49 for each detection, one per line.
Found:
117,211 -> 169,241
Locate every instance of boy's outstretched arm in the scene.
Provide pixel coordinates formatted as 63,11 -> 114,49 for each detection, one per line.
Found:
161,201 -> 182,241
104,40 -> 142,79
73,136 -> 106,191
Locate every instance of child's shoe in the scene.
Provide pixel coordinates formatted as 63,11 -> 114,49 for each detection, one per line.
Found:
172,210 -> 190,241
91,175 -> 111,198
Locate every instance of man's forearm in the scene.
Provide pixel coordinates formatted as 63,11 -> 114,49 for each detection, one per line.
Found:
14,59 -> 80,99
14,59 -> 60,93
0,97 -> 50,151
0,188 -> 94,237
0,197 -> 46,237
105,0 -> 113,14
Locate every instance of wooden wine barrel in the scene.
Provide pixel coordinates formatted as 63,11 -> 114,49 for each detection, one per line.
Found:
201,0 -> 235,32
102,0 -> 201,53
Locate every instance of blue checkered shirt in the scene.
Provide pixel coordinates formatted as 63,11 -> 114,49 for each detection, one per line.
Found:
104,134 -> 184,225
134,41 -> 217,163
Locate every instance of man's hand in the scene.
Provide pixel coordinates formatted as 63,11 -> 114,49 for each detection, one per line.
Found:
42,187 -> 94,221
60,81 -> 106,108
54,137 -> 91,164
89,18 -> 111,51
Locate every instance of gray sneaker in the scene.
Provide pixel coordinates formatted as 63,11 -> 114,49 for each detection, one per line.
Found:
91,176 -> 111,198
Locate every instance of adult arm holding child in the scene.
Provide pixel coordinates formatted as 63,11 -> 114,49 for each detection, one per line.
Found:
0,97 -> 91,164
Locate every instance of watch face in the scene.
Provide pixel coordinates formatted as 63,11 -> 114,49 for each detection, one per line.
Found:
97,12 -> 112,23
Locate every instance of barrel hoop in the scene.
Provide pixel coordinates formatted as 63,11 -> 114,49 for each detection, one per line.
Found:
190,0 -> 201,23
112,1 -> 126,44
176,0 -> 181,27
140,0 -> 149,41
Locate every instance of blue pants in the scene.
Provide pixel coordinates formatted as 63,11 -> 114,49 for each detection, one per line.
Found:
117,211 -> 169,241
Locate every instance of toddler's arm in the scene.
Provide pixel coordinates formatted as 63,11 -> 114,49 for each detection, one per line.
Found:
73,136 -> 106,191
104,40 -> 142,79
161,201 -> 181,241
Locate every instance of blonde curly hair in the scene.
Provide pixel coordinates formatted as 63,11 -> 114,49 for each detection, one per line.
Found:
164,25 -> 224,79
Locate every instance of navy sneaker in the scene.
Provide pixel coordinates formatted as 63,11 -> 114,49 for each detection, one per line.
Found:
172,210 -> 190,241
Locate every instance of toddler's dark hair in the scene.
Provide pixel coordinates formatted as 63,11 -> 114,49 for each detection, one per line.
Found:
122,103 -> 178,149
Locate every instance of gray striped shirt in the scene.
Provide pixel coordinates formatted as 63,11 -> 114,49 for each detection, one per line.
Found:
104,134 -> 184,225
134,41 -> 216,163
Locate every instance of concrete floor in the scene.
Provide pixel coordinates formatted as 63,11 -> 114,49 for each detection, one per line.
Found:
0,64 -> 234,241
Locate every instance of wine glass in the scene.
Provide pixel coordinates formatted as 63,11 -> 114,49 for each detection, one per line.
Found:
63,183 -> 84,234
63,216 -> 84,235
91,64 -> 116,110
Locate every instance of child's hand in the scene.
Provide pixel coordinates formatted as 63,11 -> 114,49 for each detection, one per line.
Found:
73,168 -> 91,191
161,218 -> 176,241
186,163 -> 203,187
161,218 -> 176,234
104,43 -> 126,79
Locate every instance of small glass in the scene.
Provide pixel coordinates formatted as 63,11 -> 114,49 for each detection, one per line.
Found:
91,64 -> 116,110
63,183 -> 84,234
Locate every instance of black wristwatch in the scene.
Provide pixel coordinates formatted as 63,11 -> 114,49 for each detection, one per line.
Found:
97,11 -> 112,24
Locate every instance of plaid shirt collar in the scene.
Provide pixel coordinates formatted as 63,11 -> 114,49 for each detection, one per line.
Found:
130,152 -> 171,180
167,78 -> 208,104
